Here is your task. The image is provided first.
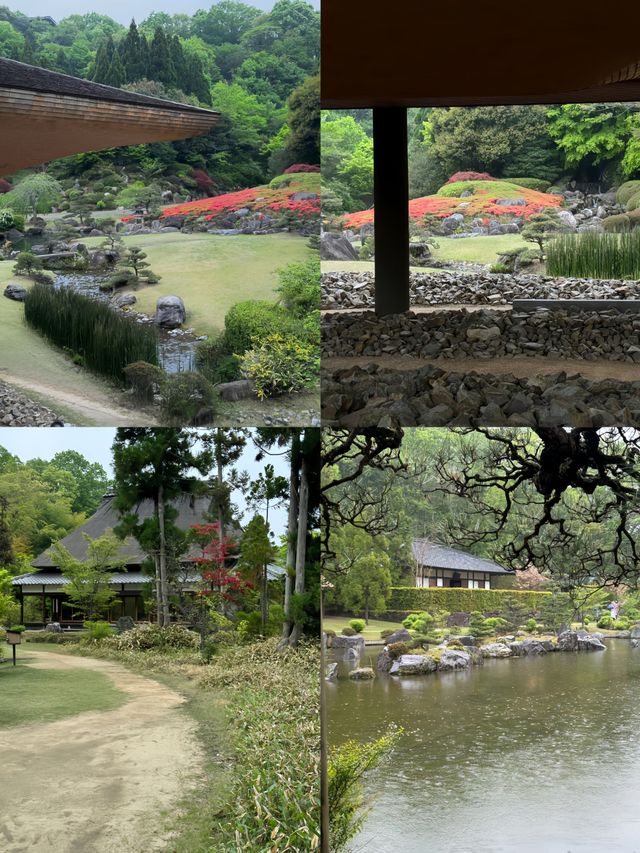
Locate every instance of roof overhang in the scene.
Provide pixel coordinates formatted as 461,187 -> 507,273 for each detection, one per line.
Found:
0,59 -> 219,176
321,1 -> 640,108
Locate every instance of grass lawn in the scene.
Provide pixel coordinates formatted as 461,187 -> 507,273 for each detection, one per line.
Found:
324,615 -> 405,640
84,231 -> 312,337
0,648 -> 126,727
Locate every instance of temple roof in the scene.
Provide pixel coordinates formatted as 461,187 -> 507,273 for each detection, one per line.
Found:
30,492 -> 214,570
321,1 -> 640,108
412,541 -> 511,575
0,58 -> 219,175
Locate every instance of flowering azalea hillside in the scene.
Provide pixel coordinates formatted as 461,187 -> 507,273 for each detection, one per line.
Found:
341,177 -> 563,230
150,168 -> 320,227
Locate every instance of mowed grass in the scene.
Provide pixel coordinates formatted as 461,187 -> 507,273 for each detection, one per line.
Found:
84,231 -> 312,336
322,234 -> 528,274
323,615 -> 404,640
0,651 -> 126,727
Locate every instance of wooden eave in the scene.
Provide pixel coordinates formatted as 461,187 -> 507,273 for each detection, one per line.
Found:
321,0 -> 640,108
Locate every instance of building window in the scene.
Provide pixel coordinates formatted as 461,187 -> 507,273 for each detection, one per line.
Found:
469,579 -> 479,589
436,577 -> 444,587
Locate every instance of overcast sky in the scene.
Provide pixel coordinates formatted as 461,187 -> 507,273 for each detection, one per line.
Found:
0,427 -> 291,539
16,0 -> 318,24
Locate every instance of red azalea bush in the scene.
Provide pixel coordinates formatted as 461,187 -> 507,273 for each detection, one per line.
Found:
192,169 -> 216,196
0,178 -> 12,194
446,171 -> 496,184
283,164 -> 320,173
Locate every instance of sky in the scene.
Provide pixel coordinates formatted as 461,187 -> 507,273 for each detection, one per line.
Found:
0,427 -> 291,539
16,0 -> 318,24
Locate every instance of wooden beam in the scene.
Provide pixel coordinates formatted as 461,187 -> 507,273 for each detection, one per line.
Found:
373,107 -> 409,316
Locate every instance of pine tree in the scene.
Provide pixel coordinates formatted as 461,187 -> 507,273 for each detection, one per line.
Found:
149,28 -> 176,88
106,50 -> 125,88
120,20 -> 147,83
92,37 -> 115,84
0,497 -> 13,568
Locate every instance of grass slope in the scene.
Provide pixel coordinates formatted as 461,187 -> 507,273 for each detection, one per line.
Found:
323,616 -> 404,640
84,232 -> 312,336
0,651 -> 126,727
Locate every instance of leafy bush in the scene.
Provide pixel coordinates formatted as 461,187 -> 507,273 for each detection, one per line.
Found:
283,164 -> 320,173
603,214 -> 632,233
490,262 -> 511,274
24,283 -> 158,381
0,209 -> 16,229
388,587 -> 550,614
160,371 -> 217,425
240,334 -> 319,399
196,336 -> 241,384
616,180 -> 640,206
83,620 -> 114,641
597,614 -> 613,628
387,641 -> 411,659
123,361 -> 165,403
24,631 -> 81,644
445,171 -> 496,184
546,231 -> 640,280
13,251 -> 43,275
483,616 -> 509,631
341,626 -> 356,636
349,619 -> 366,633
275,257 -> 320,317
468,611 -> 496,637
224,300 -> 294,355
402,611 -> 434,633
103,623 -> 200,651
380,628 -> 396,639
525,617 -> 539,632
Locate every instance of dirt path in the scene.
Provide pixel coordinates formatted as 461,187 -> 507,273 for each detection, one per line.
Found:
322,354 -> 640,382
0,650 -> 204,853
1,374 -> 157,426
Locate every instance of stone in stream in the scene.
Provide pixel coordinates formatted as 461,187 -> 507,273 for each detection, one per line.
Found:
325,662 -> 338,681
330,635 -> 366,661
437,649 -> 471,671
4,283 -> 27,301
349,667 -> 375,680
630,626 -> 640,640
481,643 -> 512,658
156,295 -> 186,329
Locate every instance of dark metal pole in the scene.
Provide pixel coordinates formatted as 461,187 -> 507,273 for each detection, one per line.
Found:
12,644 -> 16,666
373,106 -> 410,315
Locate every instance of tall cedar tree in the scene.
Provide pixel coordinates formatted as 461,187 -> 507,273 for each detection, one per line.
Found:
112,428 -> 211,625
0,496 -> 13,567
202,429 -> 247,544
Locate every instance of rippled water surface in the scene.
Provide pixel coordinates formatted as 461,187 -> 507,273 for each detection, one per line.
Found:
327,642 -> 640,853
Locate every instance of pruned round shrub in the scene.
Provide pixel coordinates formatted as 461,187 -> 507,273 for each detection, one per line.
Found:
446,171 -> 496,184
123,361 -> 165,403
224,300 -> 293,355
387,641 -> 411,659
240,334 -> 319,399
506,177 -> 552,193
160,371 -> 217,425
402,611 -> 435,633
597,614 -> 613,628
616,180 -> 640,206
603,214 -> 631,233
380,628 -> 395,639
625,191 -> 640,211
341,626 -> 356,636
349,618 -> 366,633
283,164 -> 320,173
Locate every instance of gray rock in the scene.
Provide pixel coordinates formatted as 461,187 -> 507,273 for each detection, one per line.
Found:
520,639 -> 548,655
481,642 -> 512,658
330,635 -> 366,657
391,654 -> 437,675
466,325 -> 501,342
291,192 -> 317,201
217,379 -> 256,402
44,622 -> 62,633
325,662 -> 338,681
321,232 -> 359,261
4,283 -> 27,301
437,649 -> 471,670
383,628 -> 413,644
349,667 -> 375,680
630,626 -> 640,640
115,615 -> 135,633
111,292 -> 137,308
377,647 -> 394,672
155,295 -> 186,329
458,635 -> 476,647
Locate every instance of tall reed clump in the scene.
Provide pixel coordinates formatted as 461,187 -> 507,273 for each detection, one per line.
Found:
24,283 -> 159,381
546,231 -> 640,280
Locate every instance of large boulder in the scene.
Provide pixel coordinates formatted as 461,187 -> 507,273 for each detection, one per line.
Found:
577,633 -> 606,652
630,625 -> 640,640
377,647 -> 394,672
4,283 -> 27,301
321,232 -> 359,261
155,295 -> 186,329
481,642 -> 512,658
390,654 -> 437,675
44,622 -> 62,633
557,210 -> 578,230
383,628 -> 412,645
437,649 -> 471,671
111,292 -> 137,309
441,213 -> 465,233
458,635 -> 476,647
330,635 -> 366,660
519,639 -> 549,655
325,662 -> 338,681
556,630 -> 578,651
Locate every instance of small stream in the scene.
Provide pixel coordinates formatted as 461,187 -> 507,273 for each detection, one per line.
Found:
53,272 -> 198,373
328,641 -> 640,852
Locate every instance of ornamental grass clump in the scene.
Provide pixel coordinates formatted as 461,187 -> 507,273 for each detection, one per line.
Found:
24,283 -> 158,381
197,639 -> 320,852
546,231 -> 640,280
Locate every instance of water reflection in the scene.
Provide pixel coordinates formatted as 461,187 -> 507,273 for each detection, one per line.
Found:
328,642 -> 640,852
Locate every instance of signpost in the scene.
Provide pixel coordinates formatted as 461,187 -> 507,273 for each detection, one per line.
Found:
6,629 -> 23,666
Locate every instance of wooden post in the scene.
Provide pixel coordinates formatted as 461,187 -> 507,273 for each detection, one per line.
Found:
41,585 -> 46,625
373,106 -> 410,316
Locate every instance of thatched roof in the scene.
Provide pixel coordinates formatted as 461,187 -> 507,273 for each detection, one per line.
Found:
412,541 -> 511,575
30,493 -> 213,570
321,1 -> 640,107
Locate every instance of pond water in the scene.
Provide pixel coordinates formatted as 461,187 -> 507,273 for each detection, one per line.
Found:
327,641 -> 640,853
53,272 -> 197,373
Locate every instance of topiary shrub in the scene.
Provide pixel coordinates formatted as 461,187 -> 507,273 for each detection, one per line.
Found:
380,628 -> 396,639
13,251 -> 43,276
506,177 -> 552,193
597,614 -> 613,628
283,164 -> 320,173
123,361 -> 165,403
445,171 -> 496,184
224,301 -> 293,355
625,191 -> 640,211
616,181 -> 640,206
349,619 -> 366,633
341,626 -> 356,636
402,611 -> 435,633
388,586 -> 551,614
603,214 -> 631,233
387,641 -> 411,659
160,371 -> 217,425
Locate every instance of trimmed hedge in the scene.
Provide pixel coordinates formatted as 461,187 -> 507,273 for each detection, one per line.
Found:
506,177 -> 552,193
387,586 -> 551,614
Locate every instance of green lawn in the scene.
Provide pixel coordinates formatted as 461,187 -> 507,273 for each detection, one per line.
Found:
84,231 -> 312,336
322,234 -> 528,274
0,649 -> 126,727
323,615 -> 404,641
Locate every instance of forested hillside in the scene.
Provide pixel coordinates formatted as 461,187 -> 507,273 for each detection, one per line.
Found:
0,1 -> 319,190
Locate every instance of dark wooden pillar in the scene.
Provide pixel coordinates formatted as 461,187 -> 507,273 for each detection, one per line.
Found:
41,585 -> 46,625
373,106 -> 410,316
19,592 -> 24,624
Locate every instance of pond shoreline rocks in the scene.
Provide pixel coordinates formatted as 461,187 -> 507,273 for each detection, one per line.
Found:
0,380 -> 66,426
370,632 -> 607,679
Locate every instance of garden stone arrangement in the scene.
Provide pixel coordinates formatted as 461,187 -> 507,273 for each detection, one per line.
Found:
321,363 -> 640,428
0,380 -> 65,426
321,270 -> 640,309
